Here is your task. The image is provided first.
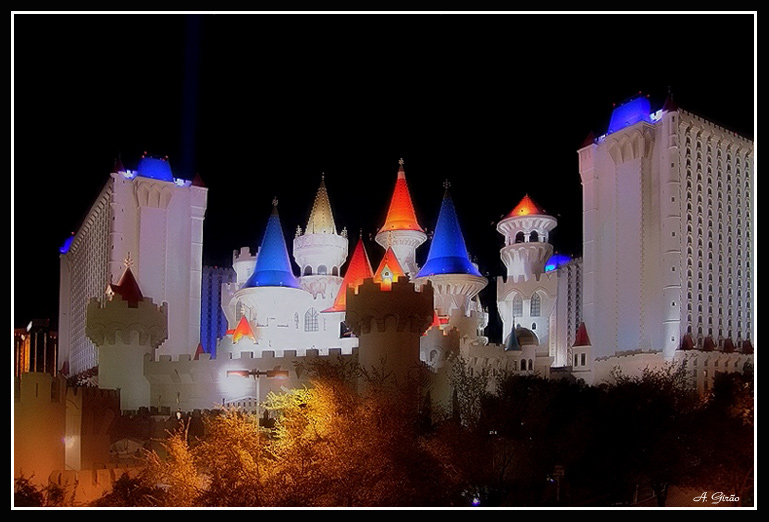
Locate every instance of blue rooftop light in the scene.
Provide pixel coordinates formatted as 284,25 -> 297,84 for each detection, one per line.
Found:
59,235 -> 74,254
416,186 -> 482,278
607,95 -> 653,134
545,253 -> 572,272
136,156 -> 175,182
243,202 -> 300,289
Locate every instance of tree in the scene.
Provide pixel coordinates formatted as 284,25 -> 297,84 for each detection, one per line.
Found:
686,366 -> 754,506
600,360 -> 701,506
14,475 -> 67,507
142,423 -> 205,506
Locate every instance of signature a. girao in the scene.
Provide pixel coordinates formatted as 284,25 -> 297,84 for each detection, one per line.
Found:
693,492 -> 740,504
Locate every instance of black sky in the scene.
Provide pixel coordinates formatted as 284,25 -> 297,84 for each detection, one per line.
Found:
12,12 -> 756,331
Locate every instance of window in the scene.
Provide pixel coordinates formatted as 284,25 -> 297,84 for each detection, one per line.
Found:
512,295 -> 523,317
530,293 -> 541,316
304,308 -> 319,332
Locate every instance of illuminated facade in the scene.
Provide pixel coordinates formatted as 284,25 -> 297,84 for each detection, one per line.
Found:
58,155 -> 208,378
58,97 -> 753,414
578,95 -> 754,366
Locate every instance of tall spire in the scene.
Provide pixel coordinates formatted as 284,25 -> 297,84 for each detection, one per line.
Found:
243,199 -> 300,289
416,184 -> 481,278
379,159 -> 423,233
305,173 -> 337,235
325,236 -> 374,312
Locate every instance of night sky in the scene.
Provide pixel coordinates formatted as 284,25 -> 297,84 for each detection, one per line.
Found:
12,12 -> 755,334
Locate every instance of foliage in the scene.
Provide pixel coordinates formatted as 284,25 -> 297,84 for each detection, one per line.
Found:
90,472 -> 166,507
95,357 -> 754,508
14,475 -> 67,507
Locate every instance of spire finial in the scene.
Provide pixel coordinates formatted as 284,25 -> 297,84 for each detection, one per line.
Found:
443,179 -> 451,190
124,252 -> 134,268
272,197 -> 278,207
398,158 -> 404,166
321,171 -> 325,181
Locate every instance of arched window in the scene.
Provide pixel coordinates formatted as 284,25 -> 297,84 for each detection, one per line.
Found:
520,359 -> 527,371
515,231 -> 525,244
530,230 -> 539,243
512,294 -> 523,317
303,266 -> 312,276
318,265 -> 328,275
304,308 -> 319,332
530,293 -> 541,316
332,266 -> 339,276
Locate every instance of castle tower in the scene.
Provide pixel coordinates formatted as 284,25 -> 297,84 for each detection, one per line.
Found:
496,194 -> 557,281
293,174 -> 348,306
570,322 -> 593,382
414,182 -> 487,338
85,259 -> 168,412
375,159 -> 427,277
225,199 -> 315,353
496,194 -> 559,356
345,269 -> 434,389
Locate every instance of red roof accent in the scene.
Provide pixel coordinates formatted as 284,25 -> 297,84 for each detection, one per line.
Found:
573,322 -> 591,347
232,316 -> 256,343
192,173 -> 206,187
325,238 -> 374,312
373,247 -> 406,291
379,164 -> 423,233
679,333 -> 695,351
505,194 -> 547,219
108,266 -> 144,307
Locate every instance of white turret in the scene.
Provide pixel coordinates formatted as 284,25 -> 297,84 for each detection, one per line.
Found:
497,194 -> 557,282
293,174 -> 348,306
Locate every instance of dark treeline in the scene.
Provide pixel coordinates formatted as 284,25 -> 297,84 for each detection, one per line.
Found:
16,358 -> 754,508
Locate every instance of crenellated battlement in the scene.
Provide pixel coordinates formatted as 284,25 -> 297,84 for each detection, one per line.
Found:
346,277 -> 434,336
86,295 -> 168,349
141,343 -> 359,412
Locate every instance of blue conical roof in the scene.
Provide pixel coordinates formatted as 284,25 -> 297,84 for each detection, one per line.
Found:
243,202 -> 300,289
416,186 -> 482,278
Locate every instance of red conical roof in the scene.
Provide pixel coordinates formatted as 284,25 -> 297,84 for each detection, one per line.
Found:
231,316 -> 256,343
325,237 -> 374,312
373,247 -> 407,291
108,265 -> 144,307
505,194 -> 547,219
573,322 -> 591,347
379,160 -> 423,233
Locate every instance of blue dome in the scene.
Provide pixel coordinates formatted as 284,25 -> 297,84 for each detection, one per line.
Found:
416,189 -> 482,278
243,205 -> 300,289
136,156 -> 175,181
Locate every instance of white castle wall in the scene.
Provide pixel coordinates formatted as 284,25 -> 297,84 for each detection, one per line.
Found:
143,347 -> 358,413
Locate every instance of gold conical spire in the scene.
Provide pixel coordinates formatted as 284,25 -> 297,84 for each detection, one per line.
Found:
305,173 -> 337,235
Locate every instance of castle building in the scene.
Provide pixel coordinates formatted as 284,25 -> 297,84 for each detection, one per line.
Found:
50,96 -> 753,415
578,95 -> 754,363
58,155 -> 208,379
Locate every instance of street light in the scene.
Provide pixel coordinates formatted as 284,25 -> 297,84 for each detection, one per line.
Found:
226,366 -> 289,417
